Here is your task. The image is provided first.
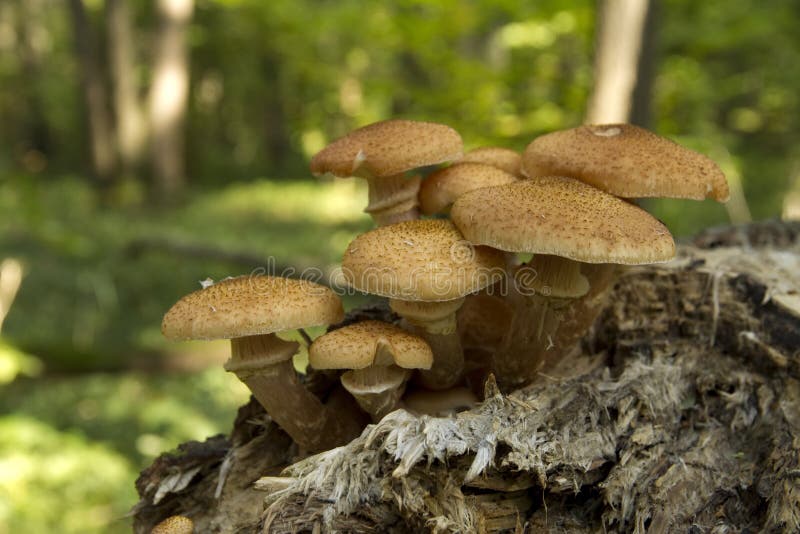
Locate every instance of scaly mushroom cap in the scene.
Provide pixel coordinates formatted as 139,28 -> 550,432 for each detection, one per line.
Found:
460,146 -> 522,176
151,515 -> 194,534
521,124 -> 729,201
161,275 -> 344,341
342,219 -> 506,301
418,162 -> 519,215
310,119 -> 463,178
451,177 -> 675,265
309,320 -> 433,370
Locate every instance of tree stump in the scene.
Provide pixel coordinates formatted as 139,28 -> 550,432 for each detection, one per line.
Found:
132,220 -> 800,533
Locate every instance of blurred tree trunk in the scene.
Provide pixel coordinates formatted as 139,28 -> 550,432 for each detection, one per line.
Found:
585,0 -> 652,124
16,0 -> 51,161
149,0 -> 193,199
106,0 -> 147,177
67,0 -> 117,184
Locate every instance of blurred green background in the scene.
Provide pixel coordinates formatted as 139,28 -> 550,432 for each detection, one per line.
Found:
1,0 -> 798,531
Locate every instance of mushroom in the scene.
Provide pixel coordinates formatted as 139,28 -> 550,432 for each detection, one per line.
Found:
418,162 -> 518,216
161,275 -> 366,452
151,515 -> 194,534
521,123 -> 730,202
341,219 -> 506,389
460,146 -> 523,177
403,387 -> 478,417
310,119 -> 463,225
309,320 -> 433,421
451,177 -> 676,387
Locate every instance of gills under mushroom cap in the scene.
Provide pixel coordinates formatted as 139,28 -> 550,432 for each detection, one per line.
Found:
310,119 -> 463,179
342,219 -> 506,302
521,124 -> 729,202
309,320 -> 433,370
161,275 -> 343,341
450,176 -> 676,265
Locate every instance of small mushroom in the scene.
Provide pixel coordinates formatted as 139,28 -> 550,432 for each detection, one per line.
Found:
310,119 -> 463,225
151,515 -> 193,534
521,123 -> 729,202
161,275 -> 366,452
451,177 -> 676,387
309,320 -> 433,421
460,146 -> 523,177
342,219 -> 506,389
418,162 -> 518,216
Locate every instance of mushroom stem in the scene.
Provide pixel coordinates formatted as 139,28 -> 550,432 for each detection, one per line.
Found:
492,262 -> 617,389
340,365 -> 410,421
403,386 -> 478,417
226,334 -> 363,452
390,298 -> 465,390
364,174 -> 421,226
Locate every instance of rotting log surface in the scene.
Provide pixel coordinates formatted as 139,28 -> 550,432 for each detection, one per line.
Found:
133,220 -> 800,533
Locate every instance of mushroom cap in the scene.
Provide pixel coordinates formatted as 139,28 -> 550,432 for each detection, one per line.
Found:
418,162 -> 519,215
310,119 -> 463,178
151,515 -> 194,534
309,320 -> 433,370
460,146 -> 522,176
161,275 -> 344,341
450,176 -> 675,265
521,124 -> 729,202
342,219 -> 506,301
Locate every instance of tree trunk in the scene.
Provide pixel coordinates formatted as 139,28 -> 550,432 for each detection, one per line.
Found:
67,0 -> 117,183
106,0 -> 147,176
133,220 -> 800,533
585,0 -> 651,124
149,0 -> 193,199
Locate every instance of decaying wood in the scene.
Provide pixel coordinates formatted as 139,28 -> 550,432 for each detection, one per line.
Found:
133,220 -> 800,533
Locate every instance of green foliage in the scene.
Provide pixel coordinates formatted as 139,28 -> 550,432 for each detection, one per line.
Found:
0,174 -> 371,369
0,368 -> 249,533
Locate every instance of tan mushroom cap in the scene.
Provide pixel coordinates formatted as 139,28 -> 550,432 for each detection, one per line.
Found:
151,515 -> 194,534
310,119 -> 463,178
418,162 -> 519,215
161,276 -> 344,341
342,219 -> 506,301
460,146 -> 522,176
309,320 -> 433,370
451,176 -> 675,265
521,124 -> 729,202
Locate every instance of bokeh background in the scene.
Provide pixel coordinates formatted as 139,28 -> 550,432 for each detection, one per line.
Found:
1,0 -> 798,531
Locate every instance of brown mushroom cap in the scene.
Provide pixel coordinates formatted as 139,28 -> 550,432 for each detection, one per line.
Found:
342,219 -> 506,301
309,320 -> 433,370
460,146 -> 522,176
418,162 -> 519,215
151,515 -> 194,534
161,275 -> 344,341
451,177 -> 675,265
521,124 -> 729,202
310,119 -> 463,178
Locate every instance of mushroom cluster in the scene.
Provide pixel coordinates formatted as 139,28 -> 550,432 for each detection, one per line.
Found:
161,119 -> 729,456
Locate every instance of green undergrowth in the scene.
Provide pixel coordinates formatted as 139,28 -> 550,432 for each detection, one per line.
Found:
0,174 -> 372,371
0,367 -> 250,534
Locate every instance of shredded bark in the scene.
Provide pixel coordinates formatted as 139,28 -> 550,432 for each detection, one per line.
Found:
133,220 -> 800,533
